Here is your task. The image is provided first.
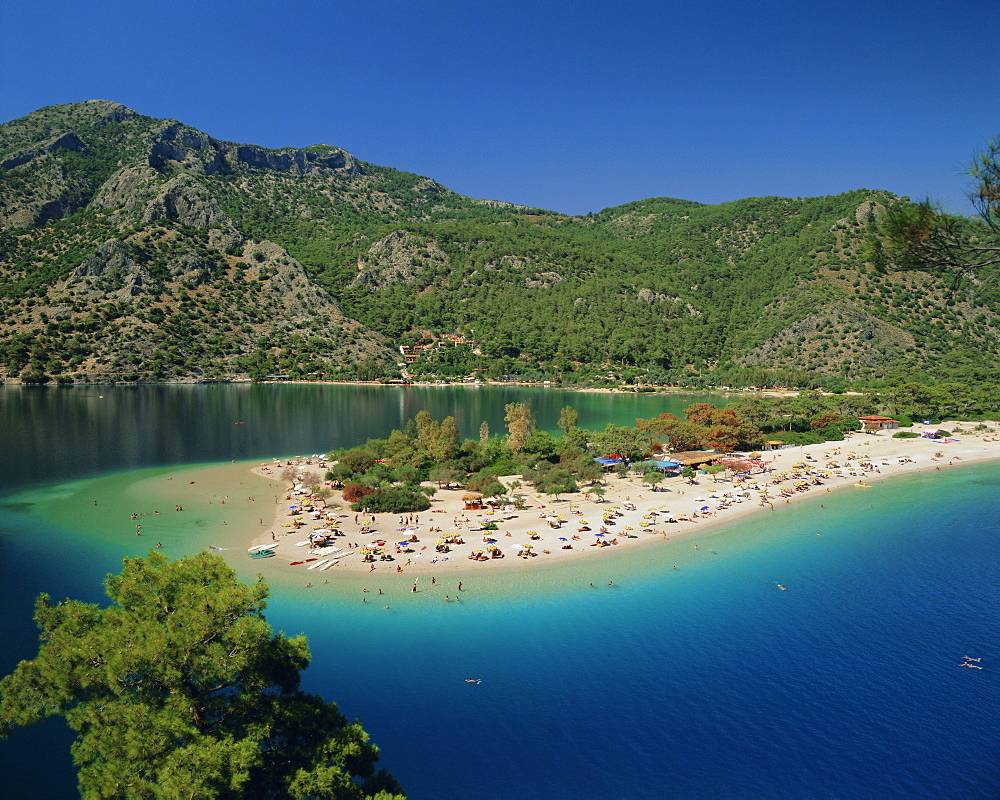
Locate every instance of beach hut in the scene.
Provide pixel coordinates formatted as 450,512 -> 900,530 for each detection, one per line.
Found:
859,415 -> 899,432
667,451 -> 723,467
462,492 -> 484,510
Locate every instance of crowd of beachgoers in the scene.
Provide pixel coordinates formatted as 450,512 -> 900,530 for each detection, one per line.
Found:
246,422 -> 1000,583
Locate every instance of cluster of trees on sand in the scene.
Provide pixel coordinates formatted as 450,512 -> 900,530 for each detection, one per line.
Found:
323,386 -> 997,513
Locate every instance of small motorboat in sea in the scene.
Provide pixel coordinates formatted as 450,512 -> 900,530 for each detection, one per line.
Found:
249,549 -> 276,559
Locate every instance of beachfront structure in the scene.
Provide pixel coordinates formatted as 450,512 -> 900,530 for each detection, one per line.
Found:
667,451 -> 724,467
632,458 -> 683,473
859,415 -> 899,432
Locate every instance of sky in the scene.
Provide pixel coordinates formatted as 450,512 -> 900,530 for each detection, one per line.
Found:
2,0 -> 997,216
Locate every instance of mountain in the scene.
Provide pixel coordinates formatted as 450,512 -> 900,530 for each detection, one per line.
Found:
1,100 -> 999,386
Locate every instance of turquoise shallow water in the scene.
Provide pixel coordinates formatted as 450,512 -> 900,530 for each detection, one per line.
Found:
1,386 -> 998,798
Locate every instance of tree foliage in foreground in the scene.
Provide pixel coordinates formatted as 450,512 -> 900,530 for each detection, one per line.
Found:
0,551 -> 404,800
873,134 -> 1000,280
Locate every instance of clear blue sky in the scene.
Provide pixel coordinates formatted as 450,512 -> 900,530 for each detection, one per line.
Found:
3,0 -> 997,216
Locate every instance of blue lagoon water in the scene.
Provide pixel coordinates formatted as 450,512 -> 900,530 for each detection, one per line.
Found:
1,385 -> 998,798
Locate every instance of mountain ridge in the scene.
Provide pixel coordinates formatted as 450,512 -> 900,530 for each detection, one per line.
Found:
1,100 -> 998,386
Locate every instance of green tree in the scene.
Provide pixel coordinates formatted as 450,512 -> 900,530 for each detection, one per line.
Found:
872,135 -> 1000,278
429,465 -> 463,488
644,470 -> 665,491
341,447 -> 377,474
703,463 -> 727,483
504,402 -> 533,453
557,405 -> 579,435
0,551 -> 403,800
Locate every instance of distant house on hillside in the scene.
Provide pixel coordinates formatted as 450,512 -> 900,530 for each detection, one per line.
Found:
859,415 -> 899,432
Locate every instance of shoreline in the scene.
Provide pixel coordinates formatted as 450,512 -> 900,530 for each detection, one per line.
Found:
245,423 -> 1000,585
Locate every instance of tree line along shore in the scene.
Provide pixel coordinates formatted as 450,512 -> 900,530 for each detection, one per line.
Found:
247,396 -> 1000,578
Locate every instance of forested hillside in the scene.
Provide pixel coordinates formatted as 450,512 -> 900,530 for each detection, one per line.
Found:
1,100 -> 998,386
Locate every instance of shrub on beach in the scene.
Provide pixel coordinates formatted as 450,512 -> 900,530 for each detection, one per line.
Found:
892,431 -> 921,438
353,486 -> 431,514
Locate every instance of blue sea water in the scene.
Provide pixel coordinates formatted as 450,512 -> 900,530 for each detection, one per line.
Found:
261,463 -> 1000,799
1,386 -> 998,798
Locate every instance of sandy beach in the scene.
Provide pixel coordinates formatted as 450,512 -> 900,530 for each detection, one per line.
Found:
245,422 -> 1000,583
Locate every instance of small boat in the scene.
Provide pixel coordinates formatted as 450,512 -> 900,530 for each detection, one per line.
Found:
249,549 -> 276,559
248,543 -> 278,553
306,559 -> 329,570
854,483 -> 873,488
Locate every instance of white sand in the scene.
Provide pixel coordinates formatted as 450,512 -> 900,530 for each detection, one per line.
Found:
248,423 -> 1000,579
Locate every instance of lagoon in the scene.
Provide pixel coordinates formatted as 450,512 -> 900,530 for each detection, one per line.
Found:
1,385 -> 998,798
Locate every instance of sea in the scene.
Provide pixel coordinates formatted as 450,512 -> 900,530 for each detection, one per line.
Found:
0,384 -> 997,799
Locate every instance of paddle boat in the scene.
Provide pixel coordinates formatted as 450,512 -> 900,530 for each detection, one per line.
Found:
249,549 -> 276,559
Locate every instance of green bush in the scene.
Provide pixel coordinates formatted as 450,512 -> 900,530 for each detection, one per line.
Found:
352,486 -> 431,514
892,431 -> 920,438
